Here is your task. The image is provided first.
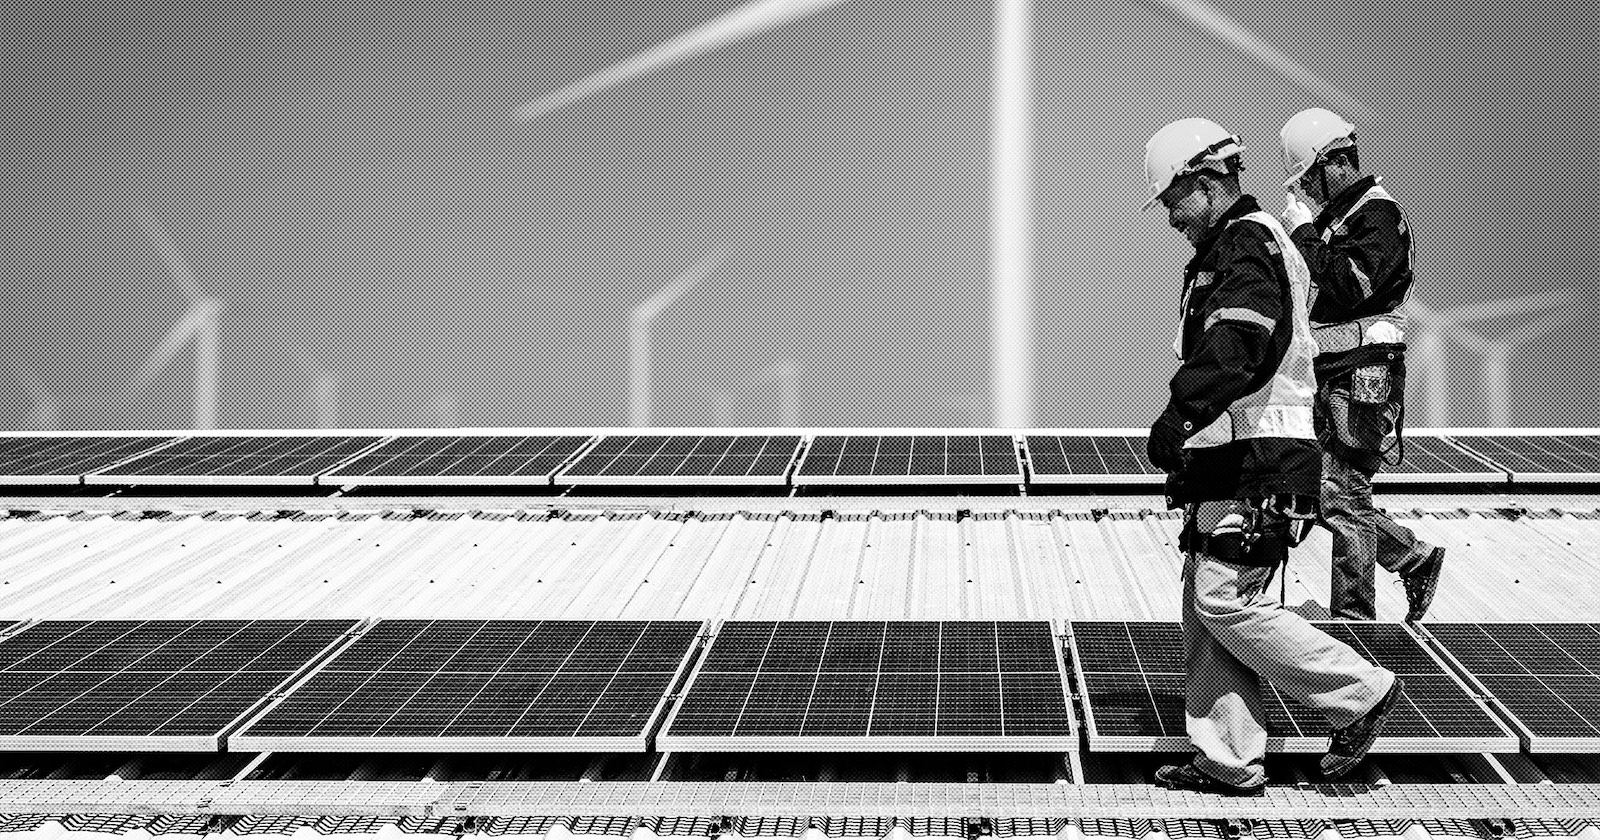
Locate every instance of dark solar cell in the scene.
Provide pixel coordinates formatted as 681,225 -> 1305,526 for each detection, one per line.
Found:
88,436 -> 381,483
1026,436 -> 1162,482
1074,621 -> 1512,751
0,619 -> 355,746
234,620 -> 700,750
0,436 -> 176,480
1428,622 -> 1600,749
663,621 -> 1072,748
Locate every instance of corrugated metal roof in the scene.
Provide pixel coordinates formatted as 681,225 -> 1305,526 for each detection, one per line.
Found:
2,500 -> 1596,621
2,491 -> 1600,835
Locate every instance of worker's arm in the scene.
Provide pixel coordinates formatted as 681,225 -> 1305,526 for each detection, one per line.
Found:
1290,200 -> 1408,314
1161,227 -> 1286,432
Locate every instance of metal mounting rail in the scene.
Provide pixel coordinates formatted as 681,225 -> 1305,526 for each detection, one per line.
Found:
7,781 -> 1600,819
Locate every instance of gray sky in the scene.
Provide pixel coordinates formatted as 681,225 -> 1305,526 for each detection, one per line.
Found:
1,0 -> 1596,429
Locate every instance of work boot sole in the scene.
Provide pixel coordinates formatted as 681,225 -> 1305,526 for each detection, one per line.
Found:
1321,677 -> 1406,780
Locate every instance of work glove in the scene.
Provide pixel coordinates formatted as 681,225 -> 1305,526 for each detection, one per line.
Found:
1282,191 -> 1315,231
1146,411 -> 1191,473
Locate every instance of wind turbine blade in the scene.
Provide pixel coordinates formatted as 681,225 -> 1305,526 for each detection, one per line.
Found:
1436,289 -> 1578,324
516,0 -> 845,120
629,252 -> 725,426
1148,0 -> 1365,117
133,208 -> 201,301
132,298 -> 216,392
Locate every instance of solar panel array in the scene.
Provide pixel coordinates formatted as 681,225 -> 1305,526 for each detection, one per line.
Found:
1448,435 -> 1600,482
1372,435 -> 1507,484
659,621 -> 1074,751
1069,621 -> 1516,753
1024,436 -> 1161,484
85,436 -> 384,486
322,435 -> 592,485
794,436 -> 1023,485
555,436 -> 802,485
232,620 -> 703,752
0,619 -> 357,751
1426,623 -> 1600,752
0,437 -> 177,484
2,430 -> 1595,486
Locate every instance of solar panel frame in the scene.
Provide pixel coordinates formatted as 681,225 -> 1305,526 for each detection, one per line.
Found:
1364,434 -> 1509,484
84,436 -> 389,486
319,435 -> 596,486
1068,620 -> 1517,753
655,620 -> 1076,752
0,435 -> 183,485
791,436 -> 1024,486
0,619 -> 360,752
1423,622 -> 1600,752
229,620 -> 706,752
553,436 -> 803,486
1021,431 -> 1164,485
1442,430 -> 1600,484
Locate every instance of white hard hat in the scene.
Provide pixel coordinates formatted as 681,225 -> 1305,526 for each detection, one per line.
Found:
1142,118 -> 1245,211
1279,107 -> 1356,188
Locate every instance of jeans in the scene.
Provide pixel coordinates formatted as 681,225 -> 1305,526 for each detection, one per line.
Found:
1317,383 -> 1436,620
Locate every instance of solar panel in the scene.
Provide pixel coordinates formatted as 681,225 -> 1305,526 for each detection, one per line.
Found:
1425,622 -> 1600,751
1371,435 -> 1508,484
0,619 -> 358,751
84,436 -> 385,486
553,436 -> 801,485
793,436 -> 1023,485
1445,434 -> 1600,483
657,621 -> 1075,751
1069,621 -> 1516,753
0,437 -> 179,485
1023,435 -> 1162,485
320,435 -> 593,486
231,620 -> 704,752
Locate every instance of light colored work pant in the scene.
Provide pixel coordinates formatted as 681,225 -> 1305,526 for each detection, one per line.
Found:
1183,499 -> 1396,787
1317,384 -> 1436,620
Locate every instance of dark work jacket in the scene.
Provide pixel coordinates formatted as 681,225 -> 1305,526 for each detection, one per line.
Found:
1291,175 -> 1414,375
1159,195 -> 1322,506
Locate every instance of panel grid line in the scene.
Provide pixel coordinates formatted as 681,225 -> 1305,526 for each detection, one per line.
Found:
572,622 -> 659,734
367,622 -> 497,736
436,622 -> 545,734
1459,624 -> 1600,738
794,623 -> 833,735
68,620 -> 274,737
504,621 -> 603,735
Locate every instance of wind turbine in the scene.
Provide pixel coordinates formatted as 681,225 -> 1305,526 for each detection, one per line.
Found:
131,211 -> 222,429
706,359 -> 801,426
629,253 -> 724,426
1405,289 -> 1578,426
1429,291 -> 1588,427
291,353 -> 341,429
517,0 -> 1361,428
5,361 -> 60,430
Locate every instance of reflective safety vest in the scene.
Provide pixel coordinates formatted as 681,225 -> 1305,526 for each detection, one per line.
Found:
1185,210 -> 1319,449
1309,183 -> 1410,355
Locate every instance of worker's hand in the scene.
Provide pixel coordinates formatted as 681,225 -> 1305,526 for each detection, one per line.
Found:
1146,412 -> 1191,473
1282,191 -> 1314,231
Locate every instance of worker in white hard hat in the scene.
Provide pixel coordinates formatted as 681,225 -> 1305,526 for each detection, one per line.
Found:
1142,118 -> 1402,795
1280,107 -> 1445,622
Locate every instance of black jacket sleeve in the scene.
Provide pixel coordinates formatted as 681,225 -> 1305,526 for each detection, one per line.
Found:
1291,200 -> 1408,318
1161,225 -> 1285,432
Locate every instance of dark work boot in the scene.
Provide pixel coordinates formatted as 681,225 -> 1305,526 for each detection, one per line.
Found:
1155,761 -> 1266,797
1321,677 -> 1405,780
1402,546 -> 1445,622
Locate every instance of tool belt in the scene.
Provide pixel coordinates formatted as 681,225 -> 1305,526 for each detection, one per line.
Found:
1180,495 -> 1317,568
1314,343 -> 1408,470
